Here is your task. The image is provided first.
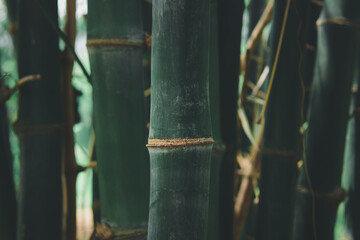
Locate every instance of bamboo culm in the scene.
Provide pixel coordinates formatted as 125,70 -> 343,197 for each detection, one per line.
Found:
147,1 -> 213,239
87,0 -> 150,237
16,0 -> 63,238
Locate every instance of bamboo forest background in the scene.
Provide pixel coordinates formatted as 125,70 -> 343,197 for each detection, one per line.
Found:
0,0 -> 359,239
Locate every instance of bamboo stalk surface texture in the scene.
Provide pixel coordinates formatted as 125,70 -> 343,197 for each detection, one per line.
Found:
147,1 -> 213,239
87,0 -> 150,238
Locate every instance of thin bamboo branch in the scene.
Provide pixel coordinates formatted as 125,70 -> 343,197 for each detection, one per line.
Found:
233,124 -> 264,240
240,0 -> 273,104
257,0 -> 291,123
0,74 -> 41,104
61,0 -> 78,239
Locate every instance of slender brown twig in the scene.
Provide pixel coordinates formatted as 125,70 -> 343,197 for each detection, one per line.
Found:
0,74 -> 41,104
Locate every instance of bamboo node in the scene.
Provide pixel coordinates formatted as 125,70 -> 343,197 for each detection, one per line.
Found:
305,43 -> 316,51
87,38 -> 145,48
261,148 -> 298,158
316,17 -> 360,29
147,138 -> 214,148
13,123 -> 63,134
311,0 -> 324,7
297,185 -> 347,207
93,223 -> 148,240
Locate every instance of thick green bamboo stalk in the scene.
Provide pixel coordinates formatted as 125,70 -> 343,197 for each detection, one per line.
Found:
293,0 -> 360,239
147,1 -> 213,239
87,0 -> 150,238
256,0 -> 310,239
16,0 -> 63,239
0,58 -> 17,240
208,1 -> 225,240
217,1 -> 244,239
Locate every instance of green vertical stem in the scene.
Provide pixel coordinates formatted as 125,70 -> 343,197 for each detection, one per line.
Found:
147,1 -> 213,239
217,0 -> 244,239
208,1 -> 225,240
16,0 -> 63,239
293,0 -> 360,239
87,0 -> 150,237
302,1 -> 322,119
0,57 -> 17,240
256,0 -> 310,239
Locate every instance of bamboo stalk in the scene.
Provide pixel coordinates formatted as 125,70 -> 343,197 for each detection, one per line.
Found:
87,0 -> 150,237
16,0 -> 63,238
293,0 -> 360,239
0,57 -> 17,240
302,1 -> 322,119
147,1 -> 213,239
217,0 -> 245,238
256,0 -> 311,239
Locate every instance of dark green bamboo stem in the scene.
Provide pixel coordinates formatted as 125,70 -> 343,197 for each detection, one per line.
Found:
87,0 -> 150,237
217,1 -> 244,239
302,1 -> 322,119
256,0 -> 310,239
147,1 -> 213,239
0,57 -> 17,240
293,0 -> 360,239
208,1 -> 225,240
16,0 -> 63,239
